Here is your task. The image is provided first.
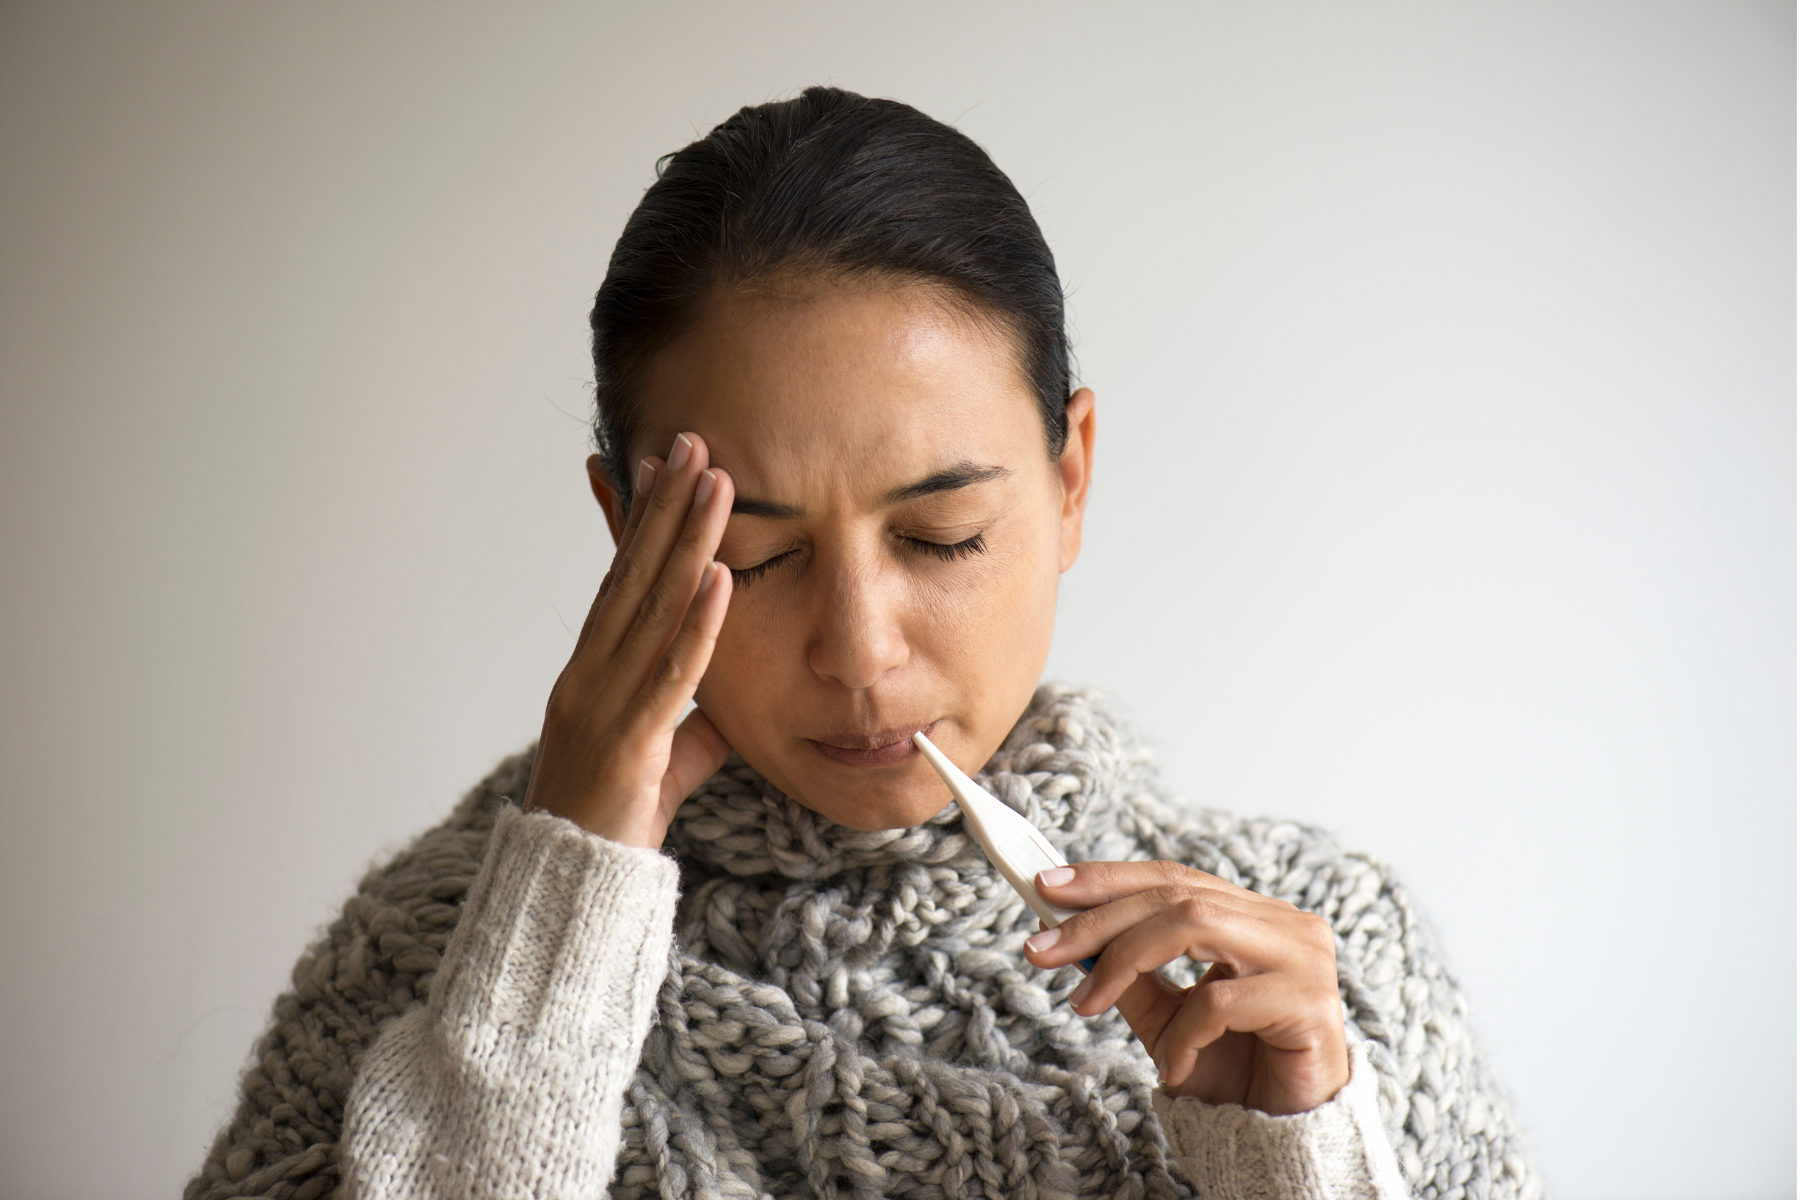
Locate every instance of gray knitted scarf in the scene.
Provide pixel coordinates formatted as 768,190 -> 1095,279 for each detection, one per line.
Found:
188,684 -> 1535,1200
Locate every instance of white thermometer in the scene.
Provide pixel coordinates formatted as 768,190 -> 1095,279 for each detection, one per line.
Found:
912,731 -> 1098,972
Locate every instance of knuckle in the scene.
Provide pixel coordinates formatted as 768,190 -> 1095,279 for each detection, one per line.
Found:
543,685 -> 579,732
1061,908 -> 1100,942
676,501 -> 712,542
1301,912 -> 1336,952
641,471 -> 675,513
664,522 -> 699,561
1200,976 -> 1239,1010
650,652 -> 687,689
1175,894 -> 1214,927
635,578 -> 678,627
1153,883 -> 1193,909
609,547 -> 648,593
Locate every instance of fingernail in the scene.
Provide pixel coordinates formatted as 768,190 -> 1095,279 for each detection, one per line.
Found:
1068,974 -> 1095,1010
1037,866 -> 1075,888
668,433 -> 694,472
694,561 -> 720,597
692,469 -> 716,509
1025,927 -> 1061,953
635,458 -> 656,495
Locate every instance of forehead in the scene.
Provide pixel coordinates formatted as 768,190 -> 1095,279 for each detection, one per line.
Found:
630,280 -> 1042,500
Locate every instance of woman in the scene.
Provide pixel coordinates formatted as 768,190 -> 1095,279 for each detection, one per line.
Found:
187,87 -> 1542,1200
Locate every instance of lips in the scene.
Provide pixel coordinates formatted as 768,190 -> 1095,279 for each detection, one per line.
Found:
806,721 -> 938,768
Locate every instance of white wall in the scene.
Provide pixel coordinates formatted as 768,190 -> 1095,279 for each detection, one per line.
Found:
0,4 -> 1790,1198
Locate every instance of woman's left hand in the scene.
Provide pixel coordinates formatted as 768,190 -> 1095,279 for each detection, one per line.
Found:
1022,860 -> 1349,1116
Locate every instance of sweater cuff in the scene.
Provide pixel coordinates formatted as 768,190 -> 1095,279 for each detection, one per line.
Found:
428,803 -> 680,1061
1151,1039 -> 1409,1200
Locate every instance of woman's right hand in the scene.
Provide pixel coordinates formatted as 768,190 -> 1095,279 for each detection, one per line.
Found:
520,431 -> 736,848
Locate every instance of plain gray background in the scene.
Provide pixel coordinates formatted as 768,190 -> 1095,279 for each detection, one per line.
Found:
0,3 -> 1792,1198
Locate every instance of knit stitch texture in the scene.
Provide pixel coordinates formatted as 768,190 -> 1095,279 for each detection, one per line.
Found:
343,805 -> 679,1197
186,683 -> 1543,1200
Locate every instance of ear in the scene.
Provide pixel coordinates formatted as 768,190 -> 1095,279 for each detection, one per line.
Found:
587,454 -> 627,546
1057,388 -> 1096,573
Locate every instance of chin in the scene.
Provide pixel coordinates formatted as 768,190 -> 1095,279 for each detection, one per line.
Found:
787,763 -> 957,832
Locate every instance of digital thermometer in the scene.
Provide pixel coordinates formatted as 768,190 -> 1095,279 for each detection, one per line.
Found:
912,731 -> 1098,972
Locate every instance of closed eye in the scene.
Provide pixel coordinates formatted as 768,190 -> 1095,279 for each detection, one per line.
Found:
729,532 -> 989,588
728,550 -> 800,587
903,532 -> 987,561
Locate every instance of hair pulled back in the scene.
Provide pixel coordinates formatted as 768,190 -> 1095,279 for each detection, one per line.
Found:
590,86 -> 1073,503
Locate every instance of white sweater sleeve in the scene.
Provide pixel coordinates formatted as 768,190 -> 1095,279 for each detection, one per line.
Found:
341,803 -> 679,1200
1152,1038 -> 1411,1200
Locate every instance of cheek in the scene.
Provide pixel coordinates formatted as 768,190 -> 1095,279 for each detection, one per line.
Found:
974,504 -> 1064,609
692,585 -> 825,758
696,596 -> 782,708
911,530 -> 1061,672
968,505 -> 1065,684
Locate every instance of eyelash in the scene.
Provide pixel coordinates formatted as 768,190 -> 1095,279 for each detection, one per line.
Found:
912,532 -> 987,562
728,553 -> 795,588
728,533 -> 988,588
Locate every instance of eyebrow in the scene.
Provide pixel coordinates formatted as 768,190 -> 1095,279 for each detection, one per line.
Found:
729,461 -> 1011,519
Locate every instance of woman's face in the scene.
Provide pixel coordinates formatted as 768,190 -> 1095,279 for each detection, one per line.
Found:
594,278 -> 1095,830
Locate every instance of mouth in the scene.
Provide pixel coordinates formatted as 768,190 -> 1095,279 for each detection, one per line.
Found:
805,720 -> 939,768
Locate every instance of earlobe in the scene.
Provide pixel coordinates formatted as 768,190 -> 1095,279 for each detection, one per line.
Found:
587,454 -> 627,546
1058,389 -> 1096,572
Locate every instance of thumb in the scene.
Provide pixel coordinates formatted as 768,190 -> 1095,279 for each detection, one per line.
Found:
663,706 -> 732,810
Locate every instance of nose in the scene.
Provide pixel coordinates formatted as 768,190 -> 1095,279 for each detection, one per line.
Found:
808,557 -> 910,690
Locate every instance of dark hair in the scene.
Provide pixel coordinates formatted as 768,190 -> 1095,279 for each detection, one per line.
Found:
589,86 -> 1073,504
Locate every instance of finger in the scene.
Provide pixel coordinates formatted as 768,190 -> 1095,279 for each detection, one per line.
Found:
1108,969 -> 1188,1056
611,462 -> 733,687
1056,899 -> 1311,1019
662,705 -> 733,813
629,558 -> 733,737
584,432 -> 713,662
574,455 -> 664,656
1035,859 -> 1249,909
1024,883 -> 1266,975
1152,972 -> 1335,1091
601,455 -> 664,597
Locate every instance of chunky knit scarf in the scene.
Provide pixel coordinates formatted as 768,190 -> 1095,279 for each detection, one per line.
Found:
187,684 -> 1536,1200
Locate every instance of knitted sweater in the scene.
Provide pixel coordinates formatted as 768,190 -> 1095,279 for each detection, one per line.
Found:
186,684 -> 1543,1200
